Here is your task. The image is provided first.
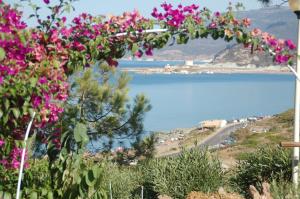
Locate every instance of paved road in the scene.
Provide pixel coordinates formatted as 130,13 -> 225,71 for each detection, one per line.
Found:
199,123 -> 244,147
164,123 -> 244,157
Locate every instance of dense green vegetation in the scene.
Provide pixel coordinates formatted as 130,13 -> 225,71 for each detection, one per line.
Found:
230,146 -> 292,198
140,149 -> 224,199
1,145 -> 296,199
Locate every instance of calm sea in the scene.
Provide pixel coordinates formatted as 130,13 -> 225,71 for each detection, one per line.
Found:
88,61 -> 295,150
127,72 -> 295,132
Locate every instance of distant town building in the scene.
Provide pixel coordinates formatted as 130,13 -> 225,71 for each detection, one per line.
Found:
239,118 -> 247,123
164,64 -> 172,72
248,117 -> 258,122
185,60 -> 194,66
199,120 -> 227,129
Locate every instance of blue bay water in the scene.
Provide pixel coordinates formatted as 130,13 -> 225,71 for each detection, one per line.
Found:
128,73 -> 295,132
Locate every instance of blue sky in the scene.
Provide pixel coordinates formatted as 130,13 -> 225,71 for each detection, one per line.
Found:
7,0 -> 286,26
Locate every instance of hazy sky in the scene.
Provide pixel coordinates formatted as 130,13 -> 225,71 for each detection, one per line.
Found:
7,0 -> 287,26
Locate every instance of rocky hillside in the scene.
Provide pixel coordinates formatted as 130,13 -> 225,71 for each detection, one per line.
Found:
212,44 -> 276,66
149,6 -> 297,64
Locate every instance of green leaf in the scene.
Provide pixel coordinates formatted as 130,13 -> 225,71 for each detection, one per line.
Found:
199,28 -> 209,38
0,110 -> 3,118
19,34 -> 26,45
85,170 -> 96,186
74,123 -> 89,144
47,191 -> 54,199
188,24 -> 195,35
131,43 -> 139,53
28,108 -> 35,117
30,77 -> 38,87
211,30 -> 219,40
177,33 -> 189,44
30,192 -> 38,199
41,189 -> 48,196
4,99 -> 9,110
3,192 -> 12,199
3,114 -> 8,125
12,108 -> 20,119
0,47 -> 5,61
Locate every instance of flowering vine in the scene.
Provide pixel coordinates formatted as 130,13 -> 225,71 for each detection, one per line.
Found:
0,0 -> 297,170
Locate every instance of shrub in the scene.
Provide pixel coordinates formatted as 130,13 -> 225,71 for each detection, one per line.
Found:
230,146 -> 292,197
140,148 -> 224,199
275,109 -> 294,126
270,180 -> 298,199
102,161 -> 143,199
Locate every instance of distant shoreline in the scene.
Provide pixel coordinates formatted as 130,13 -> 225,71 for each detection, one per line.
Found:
120,64 -> 292,75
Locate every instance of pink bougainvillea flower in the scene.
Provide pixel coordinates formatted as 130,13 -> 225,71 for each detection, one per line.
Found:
268,38 -> 278,47
43,0 -> 50,4
145,48 -> 153,56
107,58 -> 118,67
0,76 -> 3,85
275,54 -> 289,64
0,139 -> 5,147
161,2 -> 172,11
49,29 -> 59,43
32,95 -> 42,108
208,22 -> 217,29
72,41 -> 86,51
134,50 -> 143,58
214,11 -> 221,17
11,159 -> 20,169
38,76 -> 48,84
224,29 -> 233,38
61,16 -> 67,23
242,18 -> 251,27
56,93 -> 68,101
0,159 -> 8,168
285,39 -> 296,50
151,8 -> 159,18
250,28 -> 262,37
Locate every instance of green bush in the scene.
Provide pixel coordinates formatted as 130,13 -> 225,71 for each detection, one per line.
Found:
230,146 -> 292,197
0,159 -> 52,198
1,154 -> 108,199
140,148 -> 224,199
275,109 -> 294,126
102,161 -> 143,199
270,180 -> 300,199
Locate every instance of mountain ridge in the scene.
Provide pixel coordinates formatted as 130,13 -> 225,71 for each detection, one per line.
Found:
137,6 -> 297,65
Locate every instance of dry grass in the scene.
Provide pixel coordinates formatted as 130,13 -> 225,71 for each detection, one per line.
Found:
186,191 -> 243,199
215,109 -> 293,167
155,128 -> 214,157
181,129 -> 214,147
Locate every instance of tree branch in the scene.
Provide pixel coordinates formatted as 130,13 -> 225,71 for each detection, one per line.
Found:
84,106 -> 114,123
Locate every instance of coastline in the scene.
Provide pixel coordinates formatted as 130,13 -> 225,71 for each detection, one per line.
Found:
120,63 -> 292,75
154,115 -> 270,158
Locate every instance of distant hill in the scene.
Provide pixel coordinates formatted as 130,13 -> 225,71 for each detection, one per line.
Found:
146,6 -> 297,65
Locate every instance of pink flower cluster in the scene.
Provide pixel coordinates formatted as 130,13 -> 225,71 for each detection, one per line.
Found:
0,4 -> 31,82
0,3 -> 69,129
151,3 -> 200,28
250,28 -> 296,64
0,2 -> 72,169
0,146 -> 29,170
0,139 -> 4,147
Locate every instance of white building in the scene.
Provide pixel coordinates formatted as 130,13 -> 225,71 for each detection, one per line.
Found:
199,120 -> 227,129
185,60 -> 194,66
